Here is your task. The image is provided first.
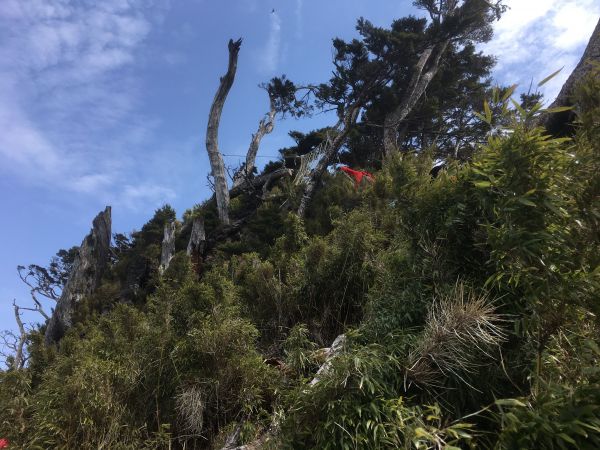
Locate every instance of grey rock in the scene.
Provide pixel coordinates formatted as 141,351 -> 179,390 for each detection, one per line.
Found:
45,207 -> 112,344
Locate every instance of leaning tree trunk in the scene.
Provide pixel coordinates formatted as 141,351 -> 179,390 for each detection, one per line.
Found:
232,93 -> 277,188
206,38 -> 242,225
12,303 -> 26,370
297,109 -> 360,217
45,207 -> 112,344
542,18 -> 600,134
383,41 -> 449,155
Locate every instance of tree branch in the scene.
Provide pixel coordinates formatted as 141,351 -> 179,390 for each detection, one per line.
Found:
18,265 -> 59,302
12,300 -> 27,370
230,168 -> 293,199
233,91 -> 277,189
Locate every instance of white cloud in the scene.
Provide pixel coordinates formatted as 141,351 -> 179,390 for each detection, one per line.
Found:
0,0 -> 172,210
551,3 -> 598,50
70,174 -> 115,194
118,184 -> 177,212
295,0 -> 304,38
483,0 -> 600,101
260,12 -> 282,73
0,98 -> 62,175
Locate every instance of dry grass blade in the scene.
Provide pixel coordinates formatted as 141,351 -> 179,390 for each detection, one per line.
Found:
176,385 -> 205,437
406,281 -> 507,389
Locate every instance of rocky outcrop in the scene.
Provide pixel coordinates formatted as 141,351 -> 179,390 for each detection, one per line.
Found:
543,18 -> 600,134
45,207 -> 112,344
159,221 -> 177,274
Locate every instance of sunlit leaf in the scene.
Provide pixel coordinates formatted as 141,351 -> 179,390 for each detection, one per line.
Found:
502,84 -> 518,101
544,106 -> 574,113
538,67 -> 563,87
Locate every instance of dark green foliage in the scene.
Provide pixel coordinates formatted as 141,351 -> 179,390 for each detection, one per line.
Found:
264,75 -> 312,118
17,246 -> 79,303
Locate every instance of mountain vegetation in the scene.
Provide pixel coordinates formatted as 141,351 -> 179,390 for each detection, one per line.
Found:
1,2 -> 599,448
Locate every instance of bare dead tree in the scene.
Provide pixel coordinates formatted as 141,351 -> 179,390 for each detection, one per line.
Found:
12,301 -> 27,369
232,89 -> 277,188
2,265 -> 60,367
1,301 -> 28,370
206,38 -> 242,225
159,221 -> 177,274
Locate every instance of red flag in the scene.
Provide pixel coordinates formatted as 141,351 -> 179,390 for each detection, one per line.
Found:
0,438 -> 9,448
339,166 -> 374,189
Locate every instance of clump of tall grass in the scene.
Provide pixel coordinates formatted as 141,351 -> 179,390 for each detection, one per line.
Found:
406,282 -> 507,389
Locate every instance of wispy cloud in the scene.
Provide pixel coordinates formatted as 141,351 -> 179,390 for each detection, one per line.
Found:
0,0 -> 174,208
118,184 -> 177,212
295,0 -> 304,39
260,11 -> 283,73
483,0 -> 600,101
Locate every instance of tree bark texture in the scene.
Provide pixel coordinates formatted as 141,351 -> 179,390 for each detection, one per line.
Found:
187,217 -> 206,275
13,303 -> 26,369
309,334 -> 346,386
543,18 -> 600,134
45,207 -> 112,344
187,217 -> 206,257
159,221 -> 177,274
297,110 -> 360,217
383,41 -> 449,155
232,94 -> 277,189
206,38 -> 242,225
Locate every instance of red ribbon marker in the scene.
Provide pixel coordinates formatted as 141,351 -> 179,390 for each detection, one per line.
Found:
339,166 -> 375,189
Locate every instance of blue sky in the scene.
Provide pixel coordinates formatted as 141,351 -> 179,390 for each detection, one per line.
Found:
1,0 -> 598,336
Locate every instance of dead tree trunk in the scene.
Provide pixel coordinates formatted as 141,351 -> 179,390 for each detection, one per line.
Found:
45,207 -> 112,345
206,38 -> 242,225
309,334 -> 346,386
12,302 -> 26,370
159,221 -> 177,274
297,108 -> 360,217
187,217 -> 206,275
543,18 -> 600,134
383,41 -> 449,155
187,217 -> 206,256
233,93 -> 277,188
